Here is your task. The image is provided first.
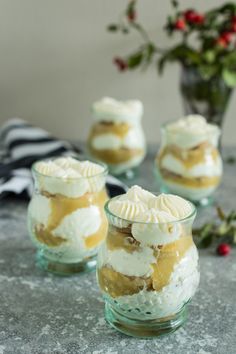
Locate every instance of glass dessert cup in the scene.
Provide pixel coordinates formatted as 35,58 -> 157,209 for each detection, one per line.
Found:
155,121 -> 223,206
87,97 -> 146,177
97,198 -> 199,338
27,157 -> 109,275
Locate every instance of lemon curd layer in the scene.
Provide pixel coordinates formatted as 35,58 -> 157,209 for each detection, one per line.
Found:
34,189 -> 108,249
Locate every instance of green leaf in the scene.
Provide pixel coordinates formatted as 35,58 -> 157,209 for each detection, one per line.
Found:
217,206 -> 226,221
171,0 -> 179,8
107,24 -> 118,32
199,65 -> 218,79
203,50 -> 216,64
226,156 -> 236,164
198,234 -> 213,248
127,51 -> 143,69
222,69 -> 236,87
219,3 -> 236,14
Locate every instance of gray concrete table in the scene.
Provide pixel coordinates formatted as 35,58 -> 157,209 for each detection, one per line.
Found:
0,146 -> 236,354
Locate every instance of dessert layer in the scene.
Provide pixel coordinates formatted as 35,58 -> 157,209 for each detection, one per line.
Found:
35,157 -> 106,198
89,145 -> 144,164
92,97 -> 143,124
107,155 -> 145,175
89,124 -> 146,150
98,236 -> 193,297
160,168 -> 221,188
107,246 -> 199,319
161,179 -> 218,201
164,115 -> 220,149
158,142 -> 219,169
159,153 -> 222,178
30,189 -> 108,250
89,121 -> 130,140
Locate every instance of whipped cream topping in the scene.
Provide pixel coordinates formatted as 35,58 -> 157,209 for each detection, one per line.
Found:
125,185 -> 155,204
148,194 -> 193,219
108,186 -> 194,245
34,157 -> 106,197
132,209 -> 181,246
164,115 -> 221,149
109,199 -> 148,221
92,97 -> 143,124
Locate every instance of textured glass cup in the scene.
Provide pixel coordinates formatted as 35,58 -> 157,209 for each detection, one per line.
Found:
87,118 -> 146,176
155,123 -> 223,205
97,198 -> 199,338
28,158 -> 108,275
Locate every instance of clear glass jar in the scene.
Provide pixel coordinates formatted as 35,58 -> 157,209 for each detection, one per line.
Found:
97,198 -> 199,338
155,122 -> 223,205
87,99 -> 146,176
28,158 -> 109,275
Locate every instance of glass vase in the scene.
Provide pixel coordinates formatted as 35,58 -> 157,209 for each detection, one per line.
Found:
180,65 -> 232,129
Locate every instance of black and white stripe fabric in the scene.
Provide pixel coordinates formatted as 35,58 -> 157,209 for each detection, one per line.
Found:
0,118 -> 127,199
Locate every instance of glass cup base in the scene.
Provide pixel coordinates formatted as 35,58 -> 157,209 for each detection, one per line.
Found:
104,302 -> 187,338
36,250 -> 97,276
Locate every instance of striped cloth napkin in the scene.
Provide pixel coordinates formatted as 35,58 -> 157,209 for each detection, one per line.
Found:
0,118 -> 127,199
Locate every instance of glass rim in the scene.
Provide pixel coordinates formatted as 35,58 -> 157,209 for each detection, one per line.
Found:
104,194 -> 197,225
31,155 -> 108,180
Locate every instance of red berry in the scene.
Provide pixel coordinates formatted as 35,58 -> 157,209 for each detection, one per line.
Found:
184,9 -> 197,22
174,18 -> 186,30
184,10 -> 204,24
216,37 -> 228,48
230,22 -> 236,33
113,57 -> 128,72
232,15 -> 236,23
221,32 -> 233,44
217,243 -> 231,256
127,10 -> 136,22
193,13 -> 205,24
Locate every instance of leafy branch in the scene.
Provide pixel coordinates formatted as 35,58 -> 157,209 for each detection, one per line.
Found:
108,1 -> 236,87
193,206 -> 236,248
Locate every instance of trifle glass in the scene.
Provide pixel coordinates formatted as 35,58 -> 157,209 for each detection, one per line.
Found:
28,157 -> 108,275
155,115 -> 222,205
87,97 -> 146,176
97,186 -> 199,338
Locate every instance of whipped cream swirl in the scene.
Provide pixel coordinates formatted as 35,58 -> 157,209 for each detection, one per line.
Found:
34,157 -> 106,197
92,97 -> 143,124
164,115 -> 221,149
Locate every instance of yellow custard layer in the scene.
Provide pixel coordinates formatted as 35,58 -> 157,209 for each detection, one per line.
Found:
89,121 -> 130,139
159,168 -> 220,188
106,225 -> 140,254
98,235 -> 193,297
34,189 -> 108,249
89,145 -> 144,164
158,141 -> 219,169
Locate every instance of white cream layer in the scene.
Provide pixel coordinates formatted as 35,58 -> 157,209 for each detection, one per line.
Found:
29,197 -> 102,262
35,158 -> 106,198
163,180 -> 218,201
98,243 -> 155,277
109,155 -> 145,175
161,154 -> 222,178
110,246 -> 199,319
91,126 -> 146,151
92,97 -> 143,124
131,218 -> 181,246
164,115 -> 220,149
28,194 -> 51,226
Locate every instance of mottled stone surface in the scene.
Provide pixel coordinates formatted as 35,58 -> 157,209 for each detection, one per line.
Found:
0,146 -> 236,354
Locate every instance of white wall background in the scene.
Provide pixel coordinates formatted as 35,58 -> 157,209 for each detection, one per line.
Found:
0,0 -> 235,145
